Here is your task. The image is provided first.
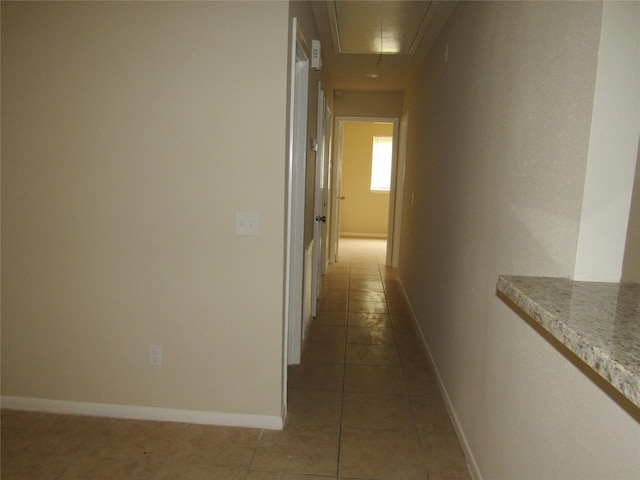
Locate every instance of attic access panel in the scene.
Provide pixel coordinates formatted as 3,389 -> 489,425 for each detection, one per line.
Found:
327,0 -> 433,54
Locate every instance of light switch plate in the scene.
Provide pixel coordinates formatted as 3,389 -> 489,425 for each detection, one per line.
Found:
235,211 -> 260,236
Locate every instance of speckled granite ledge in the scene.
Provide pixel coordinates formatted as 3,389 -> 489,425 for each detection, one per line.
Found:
497,275 -> 640,408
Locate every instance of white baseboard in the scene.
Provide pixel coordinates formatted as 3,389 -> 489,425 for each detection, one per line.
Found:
396,281 -> 483,480
1,396 -> 283,430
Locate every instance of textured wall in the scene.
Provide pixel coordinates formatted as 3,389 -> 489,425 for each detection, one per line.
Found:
401,1 -> 640,478
334,92 -> 404,118
622,148 -> 640,283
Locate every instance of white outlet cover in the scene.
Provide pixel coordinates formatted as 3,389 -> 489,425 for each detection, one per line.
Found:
235,211 -> 260,236
149,345 -> 162,366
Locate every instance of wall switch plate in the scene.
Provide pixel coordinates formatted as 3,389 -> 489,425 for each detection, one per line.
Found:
149,345 -> 162,366
311,39 -> 322,71
235,211 -> 260,236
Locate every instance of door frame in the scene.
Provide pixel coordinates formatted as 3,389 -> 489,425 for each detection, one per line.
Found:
391,111 -> 409,268
329,116 -> 402,266
284,17 -> 309,370
328,118 -> 344,263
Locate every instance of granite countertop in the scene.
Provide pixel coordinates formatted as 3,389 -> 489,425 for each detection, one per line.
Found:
497,275 -> 640,408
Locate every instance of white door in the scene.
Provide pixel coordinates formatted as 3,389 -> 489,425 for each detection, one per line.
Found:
320,102 -> 332,271
311,84 -> 327,317
285,18 -> 309,366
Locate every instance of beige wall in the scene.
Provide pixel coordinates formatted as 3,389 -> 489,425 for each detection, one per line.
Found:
334,92 -> 403,118
622,146 -> 640,282
340,123 -> 392,236
1,1 -> 289,424
401,1 -> 640,478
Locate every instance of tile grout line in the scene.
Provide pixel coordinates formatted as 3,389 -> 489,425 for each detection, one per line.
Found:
334,256 -> 352,479
380,258 -> 432,479
242,426 -> 264,479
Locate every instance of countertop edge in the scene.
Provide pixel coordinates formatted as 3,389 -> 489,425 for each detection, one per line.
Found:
496,275 -> 640,409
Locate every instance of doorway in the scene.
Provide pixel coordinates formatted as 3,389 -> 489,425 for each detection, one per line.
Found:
330,116 -> 403,267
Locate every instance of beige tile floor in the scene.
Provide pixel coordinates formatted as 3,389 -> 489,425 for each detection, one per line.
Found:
1,238 -> 470,480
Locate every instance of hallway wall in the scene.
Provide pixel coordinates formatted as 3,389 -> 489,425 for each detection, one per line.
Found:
334,92 -> 403,118
2,1 -> 289,425
400,1 -> 640,478
623,147 -> 640,282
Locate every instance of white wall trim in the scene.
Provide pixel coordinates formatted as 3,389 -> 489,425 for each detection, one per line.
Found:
1,396 -> 284,430
396,281 -> 483,480
574,1 -> 640,281
285,17 -> 310,366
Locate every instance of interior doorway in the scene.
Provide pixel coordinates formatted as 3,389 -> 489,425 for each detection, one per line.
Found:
330,116 -> 403,267
341,122 -> 393,238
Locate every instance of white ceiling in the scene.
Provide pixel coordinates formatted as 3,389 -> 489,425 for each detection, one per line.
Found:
311,0 -> 457,93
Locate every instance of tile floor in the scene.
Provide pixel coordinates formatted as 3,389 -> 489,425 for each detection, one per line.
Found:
1,238 -> 470,480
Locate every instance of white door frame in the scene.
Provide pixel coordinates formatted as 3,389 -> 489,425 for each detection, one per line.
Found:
330,116 -> 402,266
328,118 -> 344,264
392,111 -> 409,267
284,17 -> 309,368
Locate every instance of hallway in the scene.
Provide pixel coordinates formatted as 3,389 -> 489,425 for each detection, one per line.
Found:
1,239 -> 469,480
285,237 -> 470,479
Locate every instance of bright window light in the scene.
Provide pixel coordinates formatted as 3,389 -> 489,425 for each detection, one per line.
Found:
370,136 -> 393,191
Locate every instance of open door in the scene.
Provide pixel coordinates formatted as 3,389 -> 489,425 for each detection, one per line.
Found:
285,18 -> 309,366
311,84 -> 330,317
320,101 -> 332,270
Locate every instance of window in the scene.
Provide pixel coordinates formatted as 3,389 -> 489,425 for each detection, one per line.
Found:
370,136 -> 393,191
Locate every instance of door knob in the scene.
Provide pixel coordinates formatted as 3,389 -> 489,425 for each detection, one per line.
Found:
315,215 -> 327,223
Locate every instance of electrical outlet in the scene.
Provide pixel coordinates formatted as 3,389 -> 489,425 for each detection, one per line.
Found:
235,211 -> 260,236
149,345 -> 162,366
